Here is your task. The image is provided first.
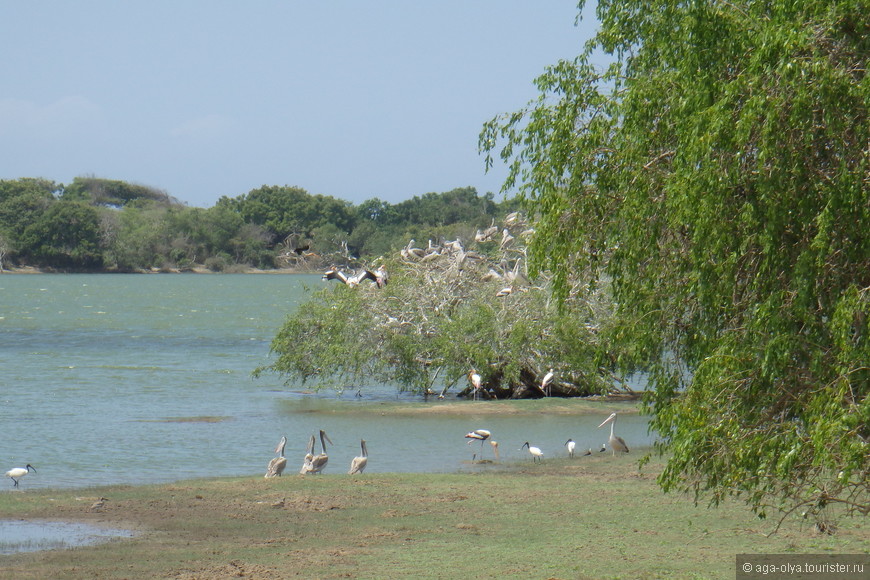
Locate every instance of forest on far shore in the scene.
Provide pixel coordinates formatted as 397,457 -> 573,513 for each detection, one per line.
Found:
0,176 -> 513,272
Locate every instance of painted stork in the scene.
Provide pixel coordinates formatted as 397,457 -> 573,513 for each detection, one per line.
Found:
541,369 -> 554,396
467,369 -> 483,400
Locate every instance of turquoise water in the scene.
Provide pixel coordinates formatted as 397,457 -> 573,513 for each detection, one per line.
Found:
0,274 -> 651,490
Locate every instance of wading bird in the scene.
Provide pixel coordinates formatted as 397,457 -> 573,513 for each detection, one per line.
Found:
265,435 -> 287,478
468,369 -> 483,400
465,429 -> 492,460
522,442 -> 544,462
541,369 -> 554,396
306,430 -> 333,474
598,412 -> 630,455
6,464 -> 35,487
565,438 -> 576,458
299,434 -> 316,474
349,439 -> 368,474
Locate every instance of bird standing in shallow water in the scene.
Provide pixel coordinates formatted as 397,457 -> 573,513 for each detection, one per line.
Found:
6,464 -> 35,487
598,412 -> 630,455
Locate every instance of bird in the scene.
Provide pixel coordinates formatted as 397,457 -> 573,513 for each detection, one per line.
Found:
583,448 -> 593,456
6,464 -> 35,487
292,244 -> 310,255
305,430 -> 333,474
299,434 -> 316,474
521,442 -> 544,462
495,286 -> 513,297
349,439 -> 368,474
265,435 -> 287,478
565,438 -> 576,458
90,497 -> 108,511
467,369 -> 483,400
599,443 -> 607,453
598,412 -> 630,455
541,369 -> 554,396
489,440 -> 500,461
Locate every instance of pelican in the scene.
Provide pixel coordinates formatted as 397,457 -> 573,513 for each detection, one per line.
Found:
306,430 -> 333,474
521,442 -> 544,462
299,434 -> 316,474
322,267 -> 382,288
349,439 -> 368,474
564,438 -> 576,458
6,464 -> 35,487
541,369 -> 554,396
598,412 -> 630,455
265,435 -> 287,478
468,369 -> 483,400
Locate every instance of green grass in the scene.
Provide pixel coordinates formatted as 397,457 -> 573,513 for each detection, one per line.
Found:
0,455 -> 866,579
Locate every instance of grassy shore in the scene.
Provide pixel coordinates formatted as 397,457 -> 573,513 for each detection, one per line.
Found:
0,453 -> 866,579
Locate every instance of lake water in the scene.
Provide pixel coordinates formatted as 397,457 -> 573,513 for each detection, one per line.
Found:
0,274 -> 651,490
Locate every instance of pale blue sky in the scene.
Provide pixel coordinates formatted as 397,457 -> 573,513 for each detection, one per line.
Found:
2,2 -> 599,207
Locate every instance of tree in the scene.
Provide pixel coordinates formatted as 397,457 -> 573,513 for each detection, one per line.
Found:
258,214 -> 625,399
20,200 -> 105,269
481,0 -> 869,523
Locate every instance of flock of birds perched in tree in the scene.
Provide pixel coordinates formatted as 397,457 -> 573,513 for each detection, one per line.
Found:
261,412 -> 628,479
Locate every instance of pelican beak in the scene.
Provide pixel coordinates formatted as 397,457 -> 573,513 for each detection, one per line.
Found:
597,414 -> 615,428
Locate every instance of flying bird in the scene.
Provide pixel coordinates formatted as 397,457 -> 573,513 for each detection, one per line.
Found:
6,464 -> 36,487
521,442 -> 544,462
349,439 -> 368,474
565,438 -> 576,458
322,268 -> 383,288
265,435 -> 287,478
598,412 -> 630,455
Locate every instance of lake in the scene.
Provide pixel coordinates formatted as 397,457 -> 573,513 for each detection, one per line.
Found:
0,273 -> 651,490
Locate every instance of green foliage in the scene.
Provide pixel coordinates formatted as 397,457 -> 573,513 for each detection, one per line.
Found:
481,0 -> 869,519
19,200 -> 104,269
259,218 -> 617,398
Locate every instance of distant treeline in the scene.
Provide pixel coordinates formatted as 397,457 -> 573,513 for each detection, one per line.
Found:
0,177 -> 516,272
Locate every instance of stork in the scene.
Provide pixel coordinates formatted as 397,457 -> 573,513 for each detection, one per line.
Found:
6,464 -> 35,487
598,412 -> 630,455
467,369 -> 483,400
465,428 -> 491,460
349,439 -> 368,474
541,369 -> 554,396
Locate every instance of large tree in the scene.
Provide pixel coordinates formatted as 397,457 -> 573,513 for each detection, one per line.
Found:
481,0 -> 868,523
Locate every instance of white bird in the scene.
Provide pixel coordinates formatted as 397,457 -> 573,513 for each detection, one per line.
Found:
265,435 -> 287,478
6,464 -> 35,487
541,369 -> 554,396
599,443 -> 607,453
521,442 -> 544,462
468,369 -> 483,400
305,430 -> 333,474
564,438 -> 576,458
300,434 -> 316,474
349,439 -> 368,474
598,412 -> 630,455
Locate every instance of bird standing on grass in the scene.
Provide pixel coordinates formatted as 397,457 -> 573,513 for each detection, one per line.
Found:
598,412 -> 630,455
265,435 -> 287,478
349,439 -> 368,474
521,442 -> 544,462
305,430 -> 333,474
6,464 -> 35,487
564,438 -> 576,458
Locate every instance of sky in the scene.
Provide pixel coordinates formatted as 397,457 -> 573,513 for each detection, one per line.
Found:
2,2 -> 600,208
